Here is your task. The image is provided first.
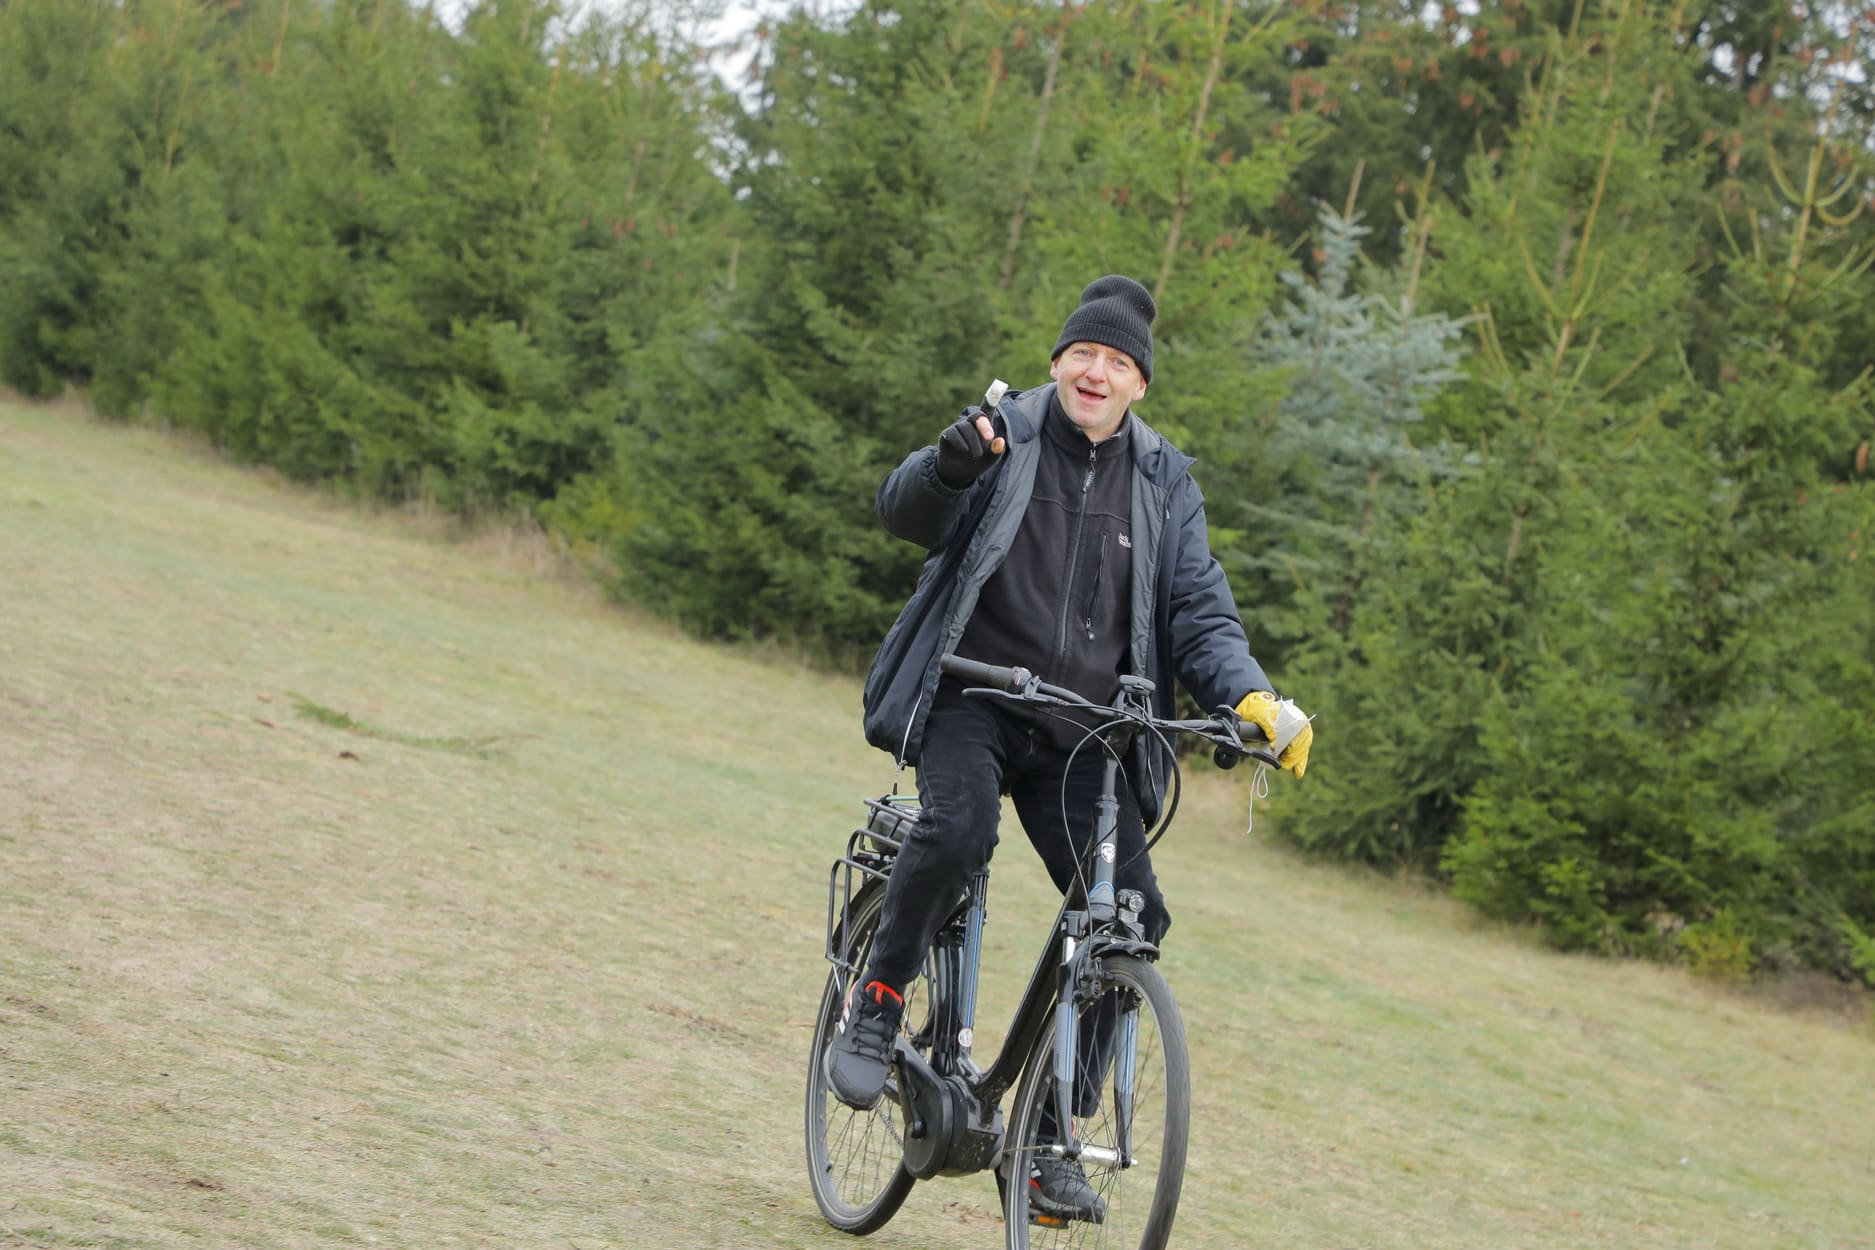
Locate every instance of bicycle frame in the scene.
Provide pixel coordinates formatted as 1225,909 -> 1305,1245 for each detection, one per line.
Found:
811,655 -> 1278,1237
825,740 -> 1160,1173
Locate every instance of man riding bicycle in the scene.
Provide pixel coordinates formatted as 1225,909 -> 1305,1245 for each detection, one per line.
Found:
827,274 -> 1314,1223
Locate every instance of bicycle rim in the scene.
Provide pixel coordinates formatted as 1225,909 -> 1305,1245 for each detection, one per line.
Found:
1003,955 -> 1190,1250
804,880 -> 923,1233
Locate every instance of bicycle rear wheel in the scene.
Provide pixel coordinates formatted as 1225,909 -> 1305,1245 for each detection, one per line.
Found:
804,878 -> 925,1234
1002,954 -> 1190,1250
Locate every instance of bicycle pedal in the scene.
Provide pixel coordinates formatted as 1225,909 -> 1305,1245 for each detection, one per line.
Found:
1031,1212 -> 1069,1228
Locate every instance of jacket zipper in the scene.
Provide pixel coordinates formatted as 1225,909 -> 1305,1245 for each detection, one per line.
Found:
1054,445 -> 1098,670
1084,532 -> 1106,641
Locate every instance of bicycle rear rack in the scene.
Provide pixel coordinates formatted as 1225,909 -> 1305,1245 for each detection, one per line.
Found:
824,795 -> 920,975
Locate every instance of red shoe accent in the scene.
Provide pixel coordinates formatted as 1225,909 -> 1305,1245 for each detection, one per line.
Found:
863,980 -> 904,1008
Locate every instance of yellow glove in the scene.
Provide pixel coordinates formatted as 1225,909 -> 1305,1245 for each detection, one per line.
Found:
1234,690 -> 1314,780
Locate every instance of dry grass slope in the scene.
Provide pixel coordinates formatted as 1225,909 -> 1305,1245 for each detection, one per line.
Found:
2,398 -> 1871,1250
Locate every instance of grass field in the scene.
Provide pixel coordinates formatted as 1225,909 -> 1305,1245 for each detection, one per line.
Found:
3,397 -> 1872,1250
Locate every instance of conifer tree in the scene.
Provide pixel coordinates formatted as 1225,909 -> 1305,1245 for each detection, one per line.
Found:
1279,1 -> 1875,981
0,0 -> 223,403
595,0 -> 1009,651
642,0 -> 1331,649
138,0 -> 738,501
997,0 -> 1321,449
0,0 -> 110,395
1442,46 -> 1875,975
1282,0 -> 1709,868
1224,197 -> 1467,667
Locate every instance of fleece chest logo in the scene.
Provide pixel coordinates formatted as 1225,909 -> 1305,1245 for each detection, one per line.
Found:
1118,533 -> 1132,549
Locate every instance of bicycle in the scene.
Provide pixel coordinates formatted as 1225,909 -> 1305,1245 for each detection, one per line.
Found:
804,653 -> 1280,1249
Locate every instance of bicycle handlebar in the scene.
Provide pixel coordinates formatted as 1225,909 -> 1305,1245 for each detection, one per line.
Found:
937,655 -> 1030,694
938,653 -> 1281,770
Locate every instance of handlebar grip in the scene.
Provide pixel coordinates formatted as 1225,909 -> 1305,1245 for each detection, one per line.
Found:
939,654 -> 1032,693
1213,708 -> 1279,770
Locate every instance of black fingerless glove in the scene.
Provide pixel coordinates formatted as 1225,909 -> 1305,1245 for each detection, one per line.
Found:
935,413 -> 995,488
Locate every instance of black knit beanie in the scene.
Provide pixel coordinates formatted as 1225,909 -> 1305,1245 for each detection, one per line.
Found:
1051,275 -> 1156,382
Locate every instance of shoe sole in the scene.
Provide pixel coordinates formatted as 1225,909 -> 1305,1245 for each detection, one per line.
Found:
820,1044 -> 886,1111
997,1160 -> 1104,1227
1028,1178 -> 1105,1225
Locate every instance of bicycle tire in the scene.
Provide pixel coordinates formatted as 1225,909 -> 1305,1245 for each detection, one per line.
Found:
804,878 -> 923,1234
1001,954 -> 1190,1250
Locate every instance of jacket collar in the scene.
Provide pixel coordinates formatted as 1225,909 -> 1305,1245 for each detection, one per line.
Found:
1002,382 -> 1191,483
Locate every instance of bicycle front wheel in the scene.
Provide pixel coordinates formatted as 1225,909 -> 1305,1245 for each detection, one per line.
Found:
804,878 -> 919,1234
1003,954 -> 1190,1250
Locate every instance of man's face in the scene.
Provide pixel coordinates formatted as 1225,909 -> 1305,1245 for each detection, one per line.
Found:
1050,341 -> 1147,443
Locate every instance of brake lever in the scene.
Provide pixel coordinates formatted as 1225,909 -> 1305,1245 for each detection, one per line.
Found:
1211,706 -> 1248,771
962,685 -> 1069,713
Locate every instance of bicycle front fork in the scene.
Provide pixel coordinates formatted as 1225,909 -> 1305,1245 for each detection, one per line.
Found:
1047,753 -> 1133,1161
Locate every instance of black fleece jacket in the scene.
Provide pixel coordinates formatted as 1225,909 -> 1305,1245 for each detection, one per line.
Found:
862,382 -> 1272,823
955,396 -> 1132,708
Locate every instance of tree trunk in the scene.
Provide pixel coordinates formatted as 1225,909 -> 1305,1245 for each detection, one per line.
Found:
1154,1 -> 1229,304
999,3 -> 1075,289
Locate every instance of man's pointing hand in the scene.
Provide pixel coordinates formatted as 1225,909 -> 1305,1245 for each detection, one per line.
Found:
936,411 -> 1005,487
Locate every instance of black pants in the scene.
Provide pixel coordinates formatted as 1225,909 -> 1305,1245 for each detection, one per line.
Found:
865,683 -> 1172,1118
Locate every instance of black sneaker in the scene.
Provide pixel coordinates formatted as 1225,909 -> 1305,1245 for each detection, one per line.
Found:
823,980 -> 904,1110
1029,1155 -> 1106,1224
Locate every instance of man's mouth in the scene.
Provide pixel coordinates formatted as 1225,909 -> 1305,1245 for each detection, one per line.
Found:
1075,385 -> 1106,403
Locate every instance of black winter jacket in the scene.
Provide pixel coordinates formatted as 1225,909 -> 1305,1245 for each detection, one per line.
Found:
860,383 -> 1271,825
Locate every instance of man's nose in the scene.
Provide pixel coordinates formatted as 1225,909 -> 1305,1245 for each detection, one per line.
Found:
1084,354 -> 1107,382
